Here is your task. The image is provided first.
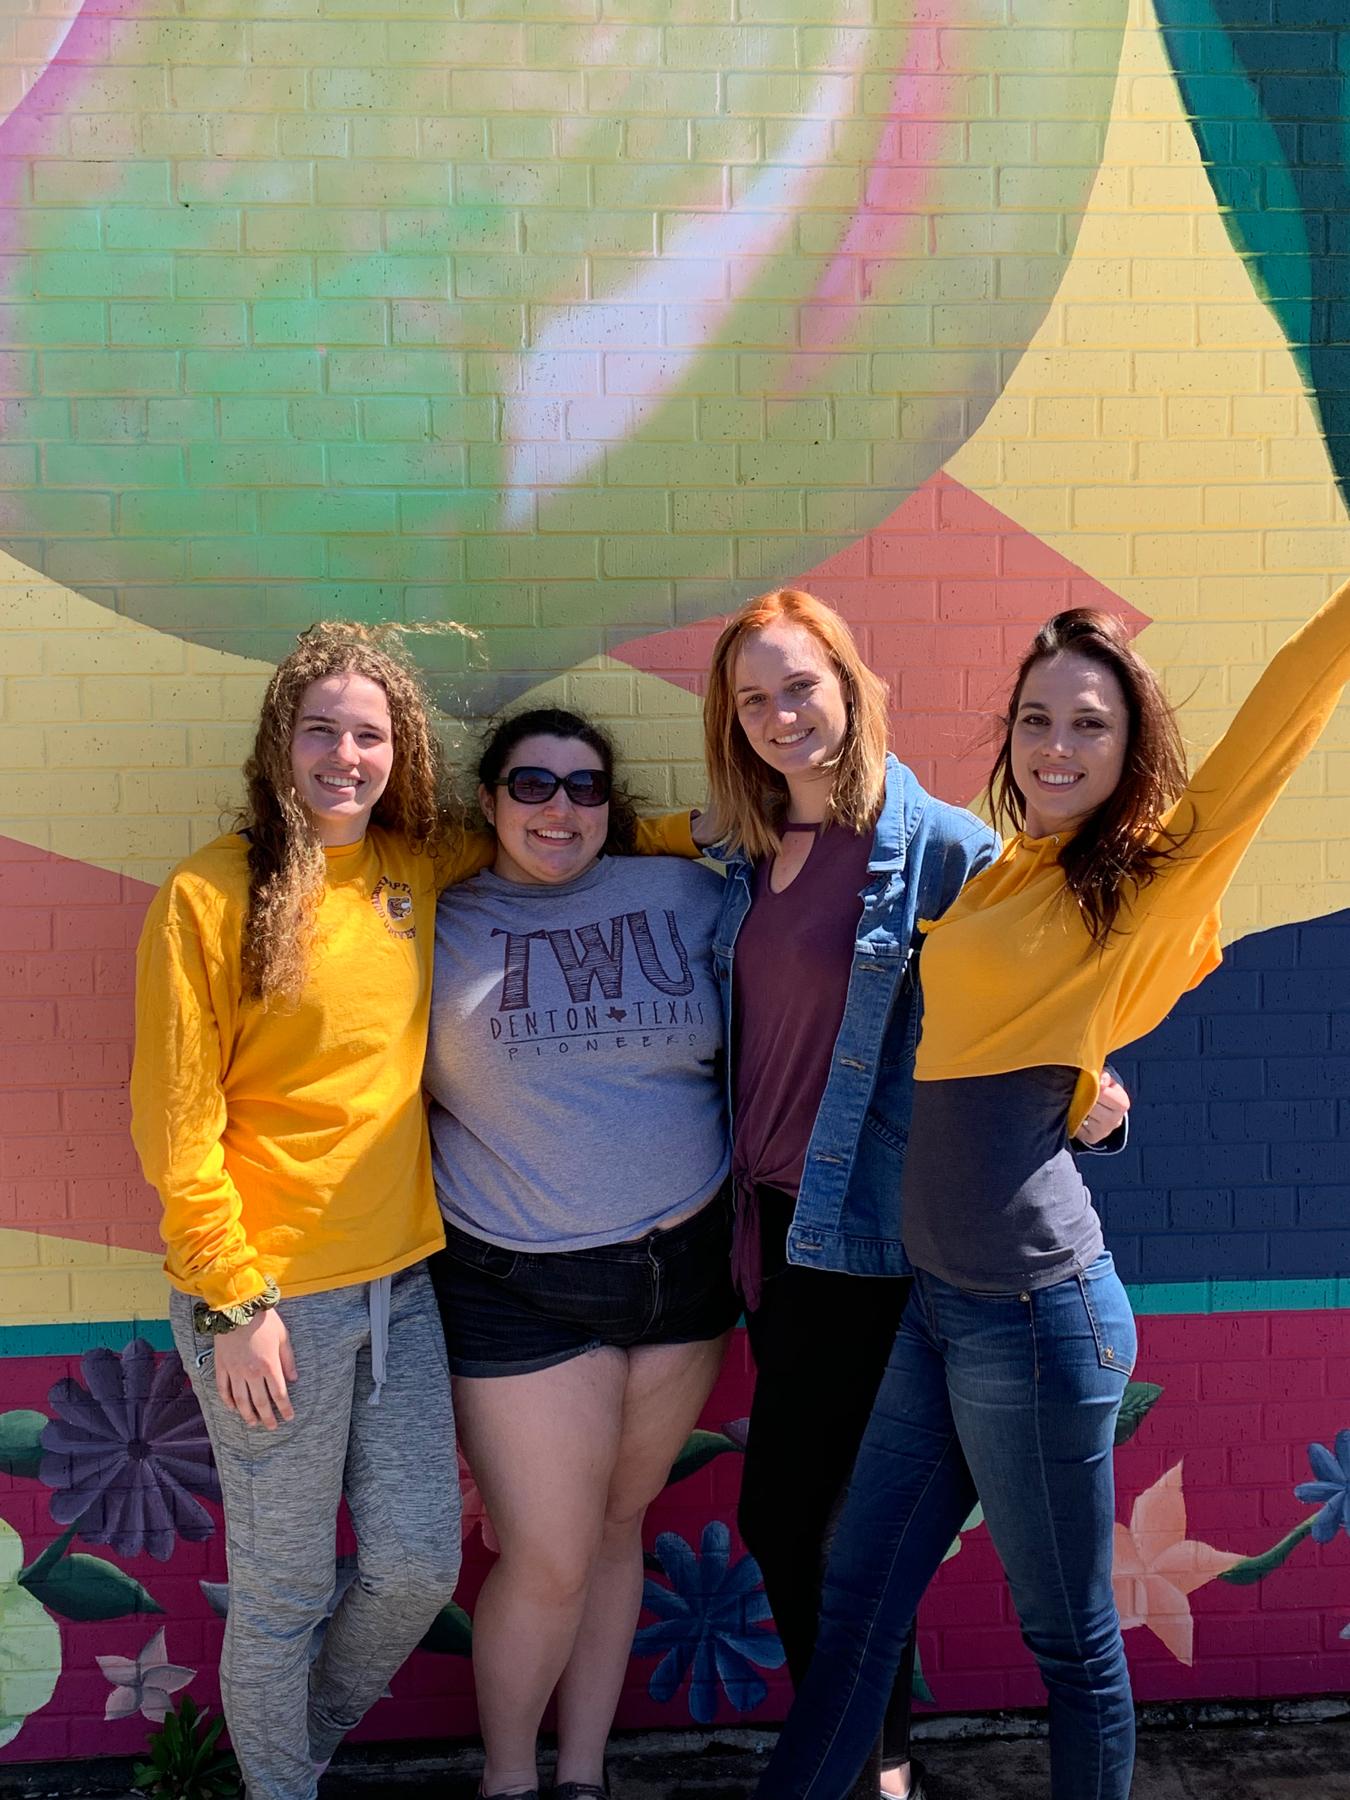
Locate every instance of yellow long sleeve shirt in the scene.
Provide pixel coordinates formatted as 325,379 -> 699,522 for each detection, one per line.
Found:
130,812 -> 698,1308
915,576 -> 1350,1136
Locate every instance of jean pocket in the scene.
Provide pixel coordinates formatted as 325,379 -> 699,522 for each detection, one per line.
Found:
444,1226 -> 519,1281
1077,1263 -> 1137,1378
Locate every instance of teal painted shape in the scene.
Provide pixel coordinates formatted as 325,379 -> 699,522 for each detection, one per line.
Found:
1126,1279 -> 1343,1315
3,1283 -> 1348,1361
1155,0 -> 1350,503
0,1319 -> 174,1358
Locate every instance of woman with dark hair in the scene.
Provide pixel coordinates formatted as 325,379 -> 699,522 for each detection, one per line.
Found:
754,578 -> 1350,1800
701,589 -> 1130,1800
423,707 -> 738,1800
130,638 -> 698,1800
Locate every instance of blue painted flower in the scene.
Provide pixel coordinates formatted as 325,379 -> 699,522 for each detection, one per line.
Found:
1294,1430 -> 1350,1544
39,1339 -> 220,1561
633,1521 -> 785,1725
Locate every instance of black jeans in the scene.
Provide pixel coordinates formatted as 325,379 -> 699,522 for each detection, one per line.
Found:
738,1190 -> 917,1795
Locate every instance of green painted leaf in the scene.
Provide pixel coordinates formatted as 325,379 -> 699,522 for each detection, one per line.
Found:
0,1412 -> 48,1480
911,1643 -> 935,1707
418,1599 -> 473,1656
1218,1517 -> 1315,1587
0,1518 -> 61,1751
667,1429 -> 740,1486
1114,1381 -> 1164,1447
20,1552 -> 162,1622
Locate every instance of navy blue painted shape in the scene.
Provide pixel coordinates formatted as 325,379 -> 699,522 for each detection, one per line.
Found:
1093,907 -> 1350,1282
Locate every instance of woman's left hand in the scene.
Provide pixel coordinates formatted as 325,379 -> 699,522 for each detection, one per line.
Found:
1076,1068 -> 1131,1146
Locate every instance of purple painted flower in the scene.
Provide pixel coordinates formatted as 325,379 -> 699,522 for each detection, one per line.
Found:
98,1626 -> 194,1723
1294,1430 -> 1350,1544
634,1521 -> 785,1724
40,1338 -> 220,1562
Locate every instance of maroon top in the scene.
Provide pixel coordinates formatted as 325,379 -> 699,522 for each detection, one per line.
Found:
729,825 -> 871,1303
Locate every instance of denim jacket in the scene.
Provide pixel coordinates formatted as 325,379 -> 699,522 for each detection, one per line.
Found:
711,755 -> 997,1279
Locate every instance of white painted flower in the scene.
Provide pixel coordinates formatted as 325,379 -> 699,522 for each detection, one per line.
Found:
97,1626 -> 194,1724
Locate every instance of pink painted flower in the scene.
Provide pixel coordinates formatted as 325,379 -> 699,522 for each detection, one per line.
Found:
458,1448 -> 498,1556
1112,1462 -> 1241,1666
97,1626 -> 194,1724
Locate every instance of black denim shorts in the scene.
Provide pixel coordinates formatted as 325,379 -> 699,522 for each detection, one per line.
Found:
428,1185 -> 739,1378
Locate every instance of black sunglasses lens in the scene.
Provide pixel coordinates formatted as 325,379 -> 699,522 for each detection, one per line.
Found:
506,768 -> 559,803
563,772 -> 610,807
502,767 -> 611,806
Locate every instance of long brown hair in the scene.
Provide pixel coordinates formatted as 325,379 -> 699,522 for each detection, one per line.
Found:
239,622 -> 450,1005
474,706 -> 639,856
704,589 -> 889,860
987,609 -> 1190,946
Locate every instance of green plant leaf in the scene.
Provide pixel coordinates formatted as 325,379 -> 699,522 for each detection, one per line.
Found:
1218,1517 -> 1315,1586
0,1411 -> 48,1479
20,1551 -> 162,1621
667,1429 -> 740,1485
134,1699 -> 239,1799
418,1598 -> 473,1656
1114,1381 -> 1164,1447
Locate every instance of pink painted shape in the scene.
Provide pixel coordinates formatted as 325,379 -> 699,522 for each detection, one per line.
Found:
0,838 -> 160,1255
797,30 -> 944,363
610,471 -> 1150,805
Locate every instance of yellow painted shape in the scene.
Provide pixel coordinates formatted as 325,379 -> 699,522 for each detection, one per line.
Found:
946,0 -> 1350,943
0,1228 -> 166,1325
0,553 -> 267,887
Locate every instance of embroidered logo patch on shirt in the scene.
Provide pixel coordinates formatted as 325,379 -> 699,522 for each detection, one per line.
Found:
371,876 -> 416,939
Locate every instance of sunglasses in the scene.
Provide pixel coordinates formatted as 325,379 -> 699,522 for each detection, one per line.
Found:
498,766 -> 612,807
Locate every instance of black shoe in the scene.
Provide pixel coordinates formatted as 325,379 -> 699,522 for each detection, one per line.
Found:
551,1784 -> 609,1799
479,1788 -> 540,1800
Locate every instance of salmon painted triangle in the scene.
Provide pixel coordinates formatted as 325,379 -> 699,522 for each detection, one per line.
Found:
611,471 -> 1150,806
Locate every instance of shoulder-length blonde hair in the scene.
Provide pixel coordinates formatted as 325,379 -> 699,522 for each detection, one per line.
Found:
703,589 -> 889,861
239,622 -> 450,1006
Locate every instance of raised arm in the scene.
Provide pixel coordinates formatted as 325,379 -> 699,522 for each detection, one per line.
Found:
1159,574 -> 1350,913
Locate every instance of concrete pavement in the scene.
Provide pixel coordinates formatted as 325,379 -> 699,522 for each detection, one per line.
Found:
4,1718 -> 1349,1799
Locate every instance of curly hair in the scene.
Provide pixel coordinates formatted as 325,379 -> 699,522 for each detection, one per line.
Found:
474,706 -> 640,856
703,589 -> 890,860
986,608 -> 1191,947
239,622 -> 451,1005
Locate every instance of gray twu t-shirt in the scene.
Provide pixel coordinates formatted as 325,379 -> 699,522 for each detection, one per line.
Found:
425,854 -> 729,1250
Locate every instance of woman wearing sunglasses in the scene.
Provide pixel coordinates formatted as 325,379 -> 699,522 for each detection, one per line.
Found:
423,706 -> 736,1800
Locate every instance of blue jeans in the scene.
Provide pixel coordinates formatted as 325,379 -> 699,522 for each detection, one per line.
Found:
755,1254 -> 1137,1800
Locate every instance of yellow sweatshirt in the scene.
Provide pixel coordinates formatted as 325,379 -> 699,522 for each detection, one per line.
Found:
915,576 -> 1350,1135
131,813 -> 698,1308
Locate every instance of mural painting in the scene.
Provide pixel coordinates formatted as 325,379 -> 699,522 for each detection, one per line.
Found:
0,0 -> 1348,1763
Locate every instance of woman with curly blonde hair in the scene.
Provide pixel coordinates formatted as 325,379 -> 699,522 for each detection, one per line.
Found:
130,624 -> 703,1800
131,623 -> 466,1800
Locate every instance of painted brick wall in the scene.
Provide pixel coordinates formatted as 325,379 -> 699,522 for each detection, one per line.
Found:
1,0 -> 1349,1766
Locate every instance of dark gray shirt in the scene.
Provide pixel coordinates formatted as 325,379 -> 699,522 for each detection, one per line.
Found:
900,1065 -> 1105,1292
425,855 -> 729,1250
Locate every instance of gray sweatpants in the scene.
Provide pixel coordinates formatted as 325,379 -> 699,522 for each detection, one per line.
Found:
171,1263 -> 461,1800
